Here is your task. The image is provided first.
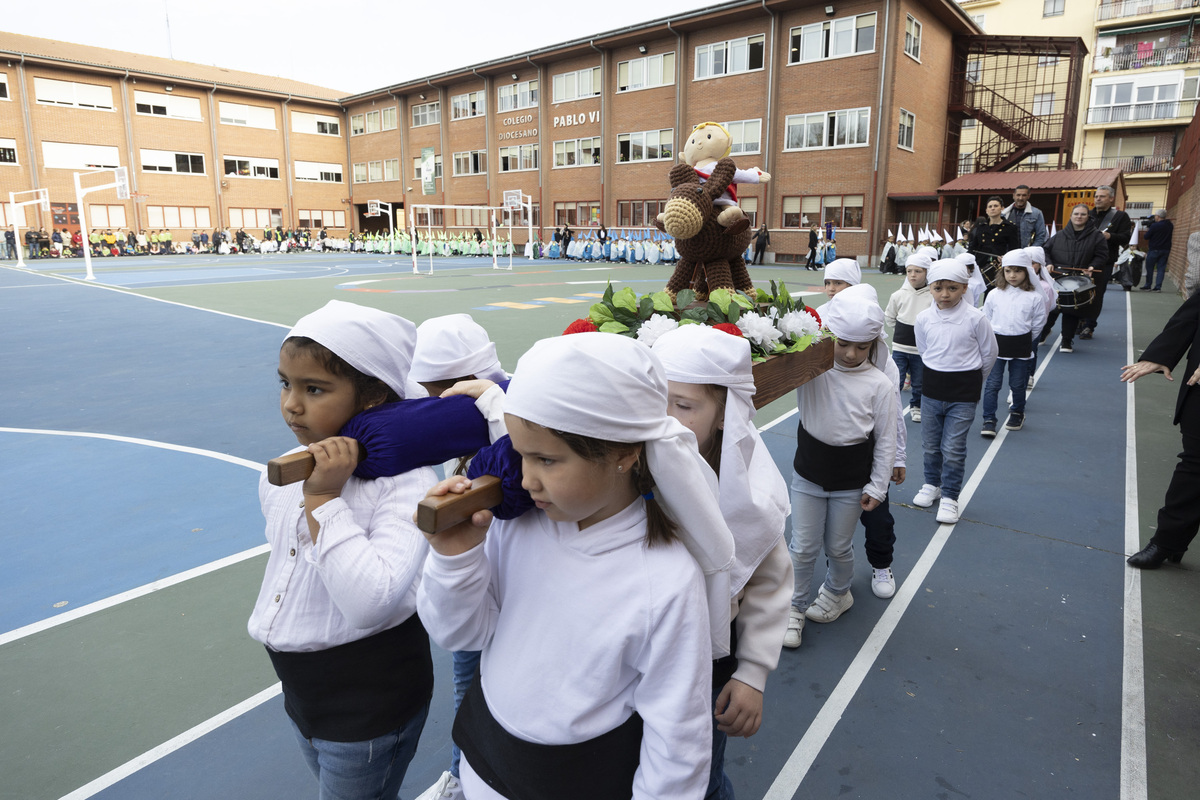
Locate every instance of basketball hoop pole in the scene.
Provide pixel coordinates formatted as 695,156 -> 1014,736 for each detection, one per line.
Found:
8,188 -> 50,269
75,167 -> 129,281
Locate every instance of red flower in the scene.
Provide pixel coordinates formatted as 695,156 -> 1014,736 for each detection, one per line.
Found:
563,318 -> 599,335
713,323 -> 743,337
803,306 -> 821,327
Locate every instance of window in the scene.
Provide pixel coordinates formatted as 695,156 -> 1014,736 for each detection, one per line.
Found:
41,142 -> 120,169
366,110 -> 381,134
382,107 -> 397,130
297,209 -> 347,228
219,102 -> 275,129
292,111 -> 340,136
554,201 -> 600,226
783,108 -> 871,150
898,110 -> 915,151
966,59 -> 981,85
414,208 -> 445,227
1032,92 -> 1055,115
617,129 -> 673,162
453,207 -> 492,227
971,14 -> 986,32
789,13 -> 876,64
411,101 -> 440,127
1043,0 -> 1064,17
498,80 -> 538,112
497,144 -> 538,172
141,149 -> 205,175
741,197 -> 759,228
351,113 -> 365,136
696,35 -> 765,79
384,159 -> 400,181
904,16 -> 922,61
617,200 -> 667,227
353,163 -> 368,183
228,208 -> 281,228
1038,56 -> 1060,68
554,137 -> 601,167
294,160 -> 343,183
962,117 -> 977,128
368,161 -> 383,182
0,137 -> 17,165
147,205 -> 212,228
552,67 -> 601,103
134,90 -> 202,121
0,73 -> 8,100
89,204 -> 127,228
453,150 -> 488,175
724,120 -> 761,155
617,53 -> 675,92
413,155 -> 444,180
958,152 -> 975,175
223,156 -> 279,179
451,91 -> 486,119
34,78 -> 113,110
781,195 -> 863,228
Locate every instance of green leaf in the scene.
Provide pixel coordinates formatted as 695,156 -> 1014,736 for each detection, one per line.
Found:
650,291 -> 676,313
602,282 -> 615,305
599,320 -> 630,333
727,302 -> 741,323
589,302 -> 615,325
706,301 -> 725,323
638,296 -> 656,320
612,287 -> 639,312
680,307 -> 708,323
708,288 -> 732,315
678,318 -> 702,326
612,306 -> 639,326
755,287 -> 771,303
732,290 -> 755,310
675,288 -> 696,310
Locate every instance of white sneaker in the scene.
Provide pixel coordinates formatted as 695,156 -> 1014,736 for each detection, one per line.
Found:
1006,390 -> 1013,406
871,568 -> 896,599
936,498 -> 960,524
912,484 -> 941,507
783,607 -> 805,648
805,585 -> 854,623
417,772 -> 463,800
1027,375 -> 1035,391
910,406 -> 921,422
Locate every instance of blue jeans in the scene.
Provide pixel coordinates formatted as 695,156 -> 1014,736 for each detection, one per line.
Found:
706,681 -> 735,800
291,701 -> 430,800
1143,249 -> 1169,290
450,650 -> 481,778
921,398 -> 977,501
892,350 -> 923,409
788,472 -> 860,610
982,358 -> 1032,422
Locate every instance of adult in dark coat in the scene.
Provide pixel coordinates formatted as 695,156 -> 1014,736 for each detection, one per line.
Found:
1083,185 -> 1133,336
751,223 -> 770,265
806,224 -> 819,270
1044,203 -> 1108,353
1122,289 -> 1200,567
1141,209 -> 1175,292
968,196 -> 1021,284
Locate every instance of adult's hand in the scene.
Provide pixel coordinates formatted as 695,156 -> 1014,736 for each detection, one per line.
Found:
1120,360 -> 1172,383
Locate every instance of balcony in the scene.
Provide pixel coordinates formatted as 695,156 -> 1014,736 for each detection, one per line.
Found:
1086,98 -> 1197,122
1097,0 -> 1198,23
1077,154 -> 1176,171
1095,41 -> 1199,71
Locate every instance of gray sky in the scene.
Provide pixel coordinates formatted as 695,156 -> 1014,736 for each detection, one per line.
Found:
5,0 -> 726,94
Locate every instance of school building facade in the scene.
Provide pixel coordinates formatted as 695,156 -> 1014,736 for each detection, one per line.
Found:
1,0 -> 984,261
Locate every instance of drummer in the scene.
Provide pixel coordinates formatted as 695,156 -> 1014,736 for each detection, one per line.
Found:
1043,204 -> 1108,354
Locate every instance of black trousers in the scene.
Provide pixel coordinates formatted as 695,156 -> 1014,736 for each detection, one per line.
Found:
752,245 -> 767,265
1083,264 -> 1114,329
859,490 -> 895,569
1149,388 -> 1200,554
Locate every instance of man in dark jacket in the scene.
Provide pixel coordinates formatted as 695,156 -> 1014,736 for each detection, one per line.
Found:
4,228 -> 16,260
25,228 -> 38,260
1081,185 -> 1132,338
1123,289 -> 1200,567
1141,209 -> 1174,292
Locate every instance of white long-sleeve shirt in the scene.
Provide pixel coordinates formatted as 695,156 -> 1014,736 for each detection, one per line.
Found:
247,460 -> 437,652
418,500 -> 713,800
914,299 -> 998,379
885,281 -> 933,355
983,286 -> 1047,360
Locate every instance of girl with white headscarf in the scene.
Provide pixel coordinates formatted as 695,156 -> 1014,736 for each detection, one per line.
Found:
652,324 -> 792,797
417,332 -> 734,800
979,250 -> 1047,438
248,300 -> 438,800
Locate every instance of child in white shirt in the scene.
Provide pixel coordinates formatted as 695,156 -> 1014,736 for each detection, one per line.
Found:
885,253 -> 934,421
981,250 -> 1048,437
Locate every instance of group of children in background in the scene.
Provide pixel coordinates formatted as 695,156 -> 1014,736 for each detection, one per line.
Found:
250,239 -> 1054,799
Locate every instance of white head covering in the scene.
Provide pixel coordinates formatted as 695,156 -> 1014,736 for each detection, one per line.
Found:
1001,249 -> 1032,269
652,325 -> 789,596
287,300 -> 419,399
930,230 -> 943,243
504,333 -> 736,658
916,246 -> 941,260
897,226 -> 908,243
905,253 -> 933,271
955,252 -> 977,267
956,226 -> 965,241
1024,246 -> 1045,266
929,259 -> 970,285
824,257 -> 861,285
411,314 -> 508,384
827,283 -> 890,369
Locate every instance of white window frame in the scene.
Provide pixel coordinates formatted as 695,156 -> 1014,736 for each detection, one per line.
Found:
147,205 -> 212,229
1043,0 -> 1065,18
219,101 -> 275,129
1032,92 -> 1055,116
368,160 -> 383,182
411,101 -> 440,127
452,150 -> 488,175
695,34 -> 765,80
552,67 -> 602,103
41,141 -> 121,169
905,15 -> 922,62
616,53 -> 676,93
451,91 -> 486,119
0,137 -> 19,165
34,78 -> 114,111
292,110 -> 341,136
353,163 -> 368,183
294,160 -> 343,183
724,119 -> 762,155
134,90 -> 202,121
617,129 -> 674,163
553,137 -> 602,168
497,80 -> 538,112
0,72 -> 9,101
384,158 -> 400,181
366,110 -> 381,134
788,13 -> 877,65
496,144 -> 538,173
351,113 -> 366,136
783,107 -> 872,151
382,106 -> 398,130
140,148 -> 206,175
898,109 -> 915,151
223,155 -> 280,180
413,155 -> 444,181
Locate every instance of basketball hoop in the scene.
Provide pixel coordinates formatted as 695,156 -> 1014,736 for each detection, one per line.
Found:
114,166 -> 130,200
502,190 -> 522,210
367,200 -> 381,217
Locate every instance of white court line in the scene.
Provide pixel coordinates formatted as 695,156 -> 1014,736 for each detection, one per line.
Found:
763,338 -> 1062,800
1120,291 -> 1148,800
57,683 -> 283,800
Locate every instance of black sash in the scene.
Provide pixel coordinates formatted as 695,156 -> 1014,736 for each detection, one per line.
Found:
713,620 -> 740,689
922,366 -> 984,402
793,420 -> 875,492
893,321 -> 917,347
454,679 -> 643,800
995,332 -> 1033,360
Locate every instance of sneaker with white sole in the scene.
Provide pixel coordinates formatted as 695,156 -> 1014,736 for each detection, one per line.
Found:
1005,412 -> 1024,431
783,607 -> 805,648
871,568 -> 896,599
936,498 -> 960,524
417,772 -> 463,800
910,406 -> 921,422
912,483 -> 941,507
1059,342 -> 1073,353
1027,375 -> 1035,391
805,585 -> 854,623
981,419 -> 997,438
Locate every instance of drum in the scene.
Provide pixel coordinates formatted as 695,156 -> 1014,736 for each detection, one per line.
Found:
1055,275 -> 1096,310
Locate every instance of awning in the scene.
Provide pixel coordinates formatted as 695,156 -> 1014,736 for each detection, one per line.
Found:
1101,19 -> 1193,38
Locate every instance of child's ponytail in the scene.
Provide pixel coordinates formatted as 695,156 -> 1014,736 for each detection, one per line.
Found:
630,446 -> 679,549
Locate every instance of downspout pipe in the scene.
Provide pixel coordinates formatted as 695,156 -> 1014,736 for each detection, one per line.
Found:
869,0 -> 892,262
590,40 -> 605,224
760,1 -> 776,232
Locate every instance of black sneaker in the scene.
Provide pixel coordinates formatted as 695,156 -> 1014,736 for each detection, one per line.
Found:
1080,327 -> 1093,340
981,419 -> 997,438
1059,342 -> 1073,353
1005,412 -> 1024,431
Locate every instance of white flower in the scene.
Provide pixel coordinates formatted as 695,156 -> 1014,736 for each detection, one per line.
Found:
736,312 -> 784,348
778,308 -> 821,340
636,313 -> 679,347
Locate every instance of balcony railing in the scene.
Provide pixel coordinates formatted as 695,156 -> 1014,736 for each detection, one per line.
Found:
1097,0 -> 1197,23
1086,98 -> 1197,123
1094,42 -> 1199,71
1077,154 -> 1177,171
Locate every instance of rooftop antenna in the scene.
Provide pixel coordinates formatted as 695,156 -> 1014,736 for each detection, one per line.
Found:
164,0 -> 175,59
